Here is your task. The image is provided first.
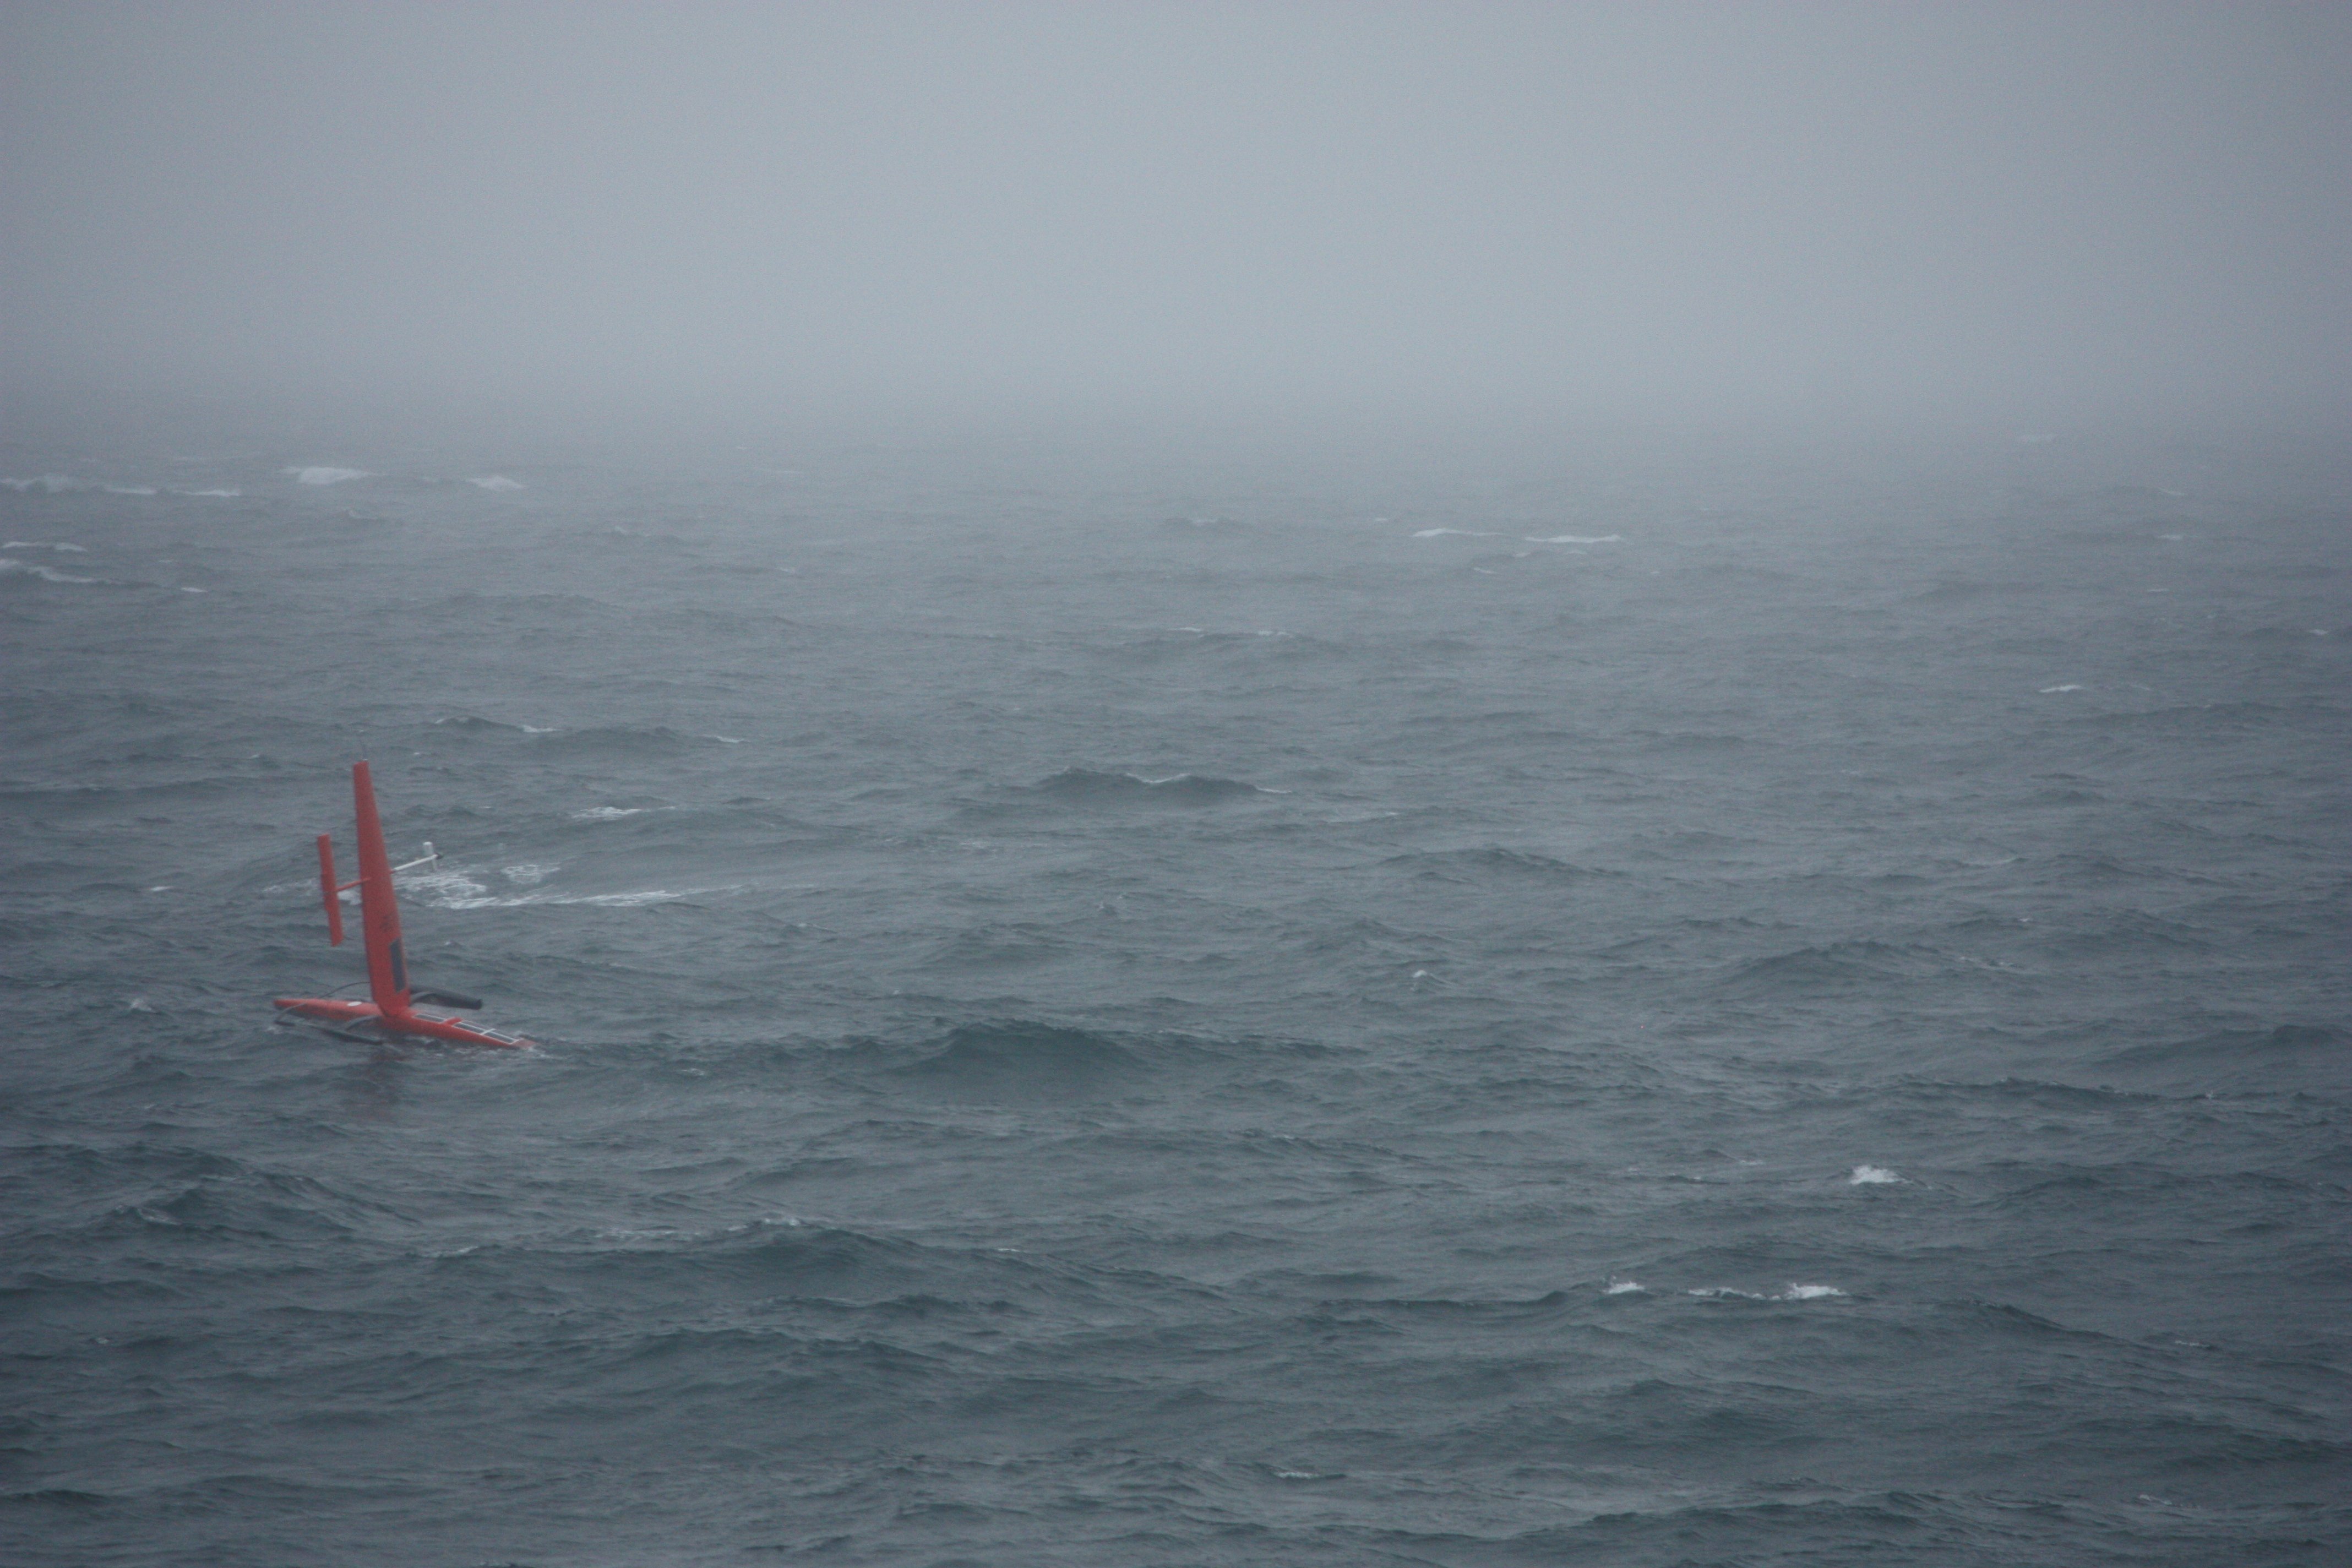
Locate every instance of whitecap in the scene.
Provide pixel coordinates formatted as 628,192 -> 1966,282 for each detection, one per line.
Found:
4,541 -> 86,552
174,488 -> 241,498
502,863 -> 557,885
1849,1164 -> 1903,1185
437,884 -> 740,910
2,475 -> 78,493
570,805 -> 650,820
1525,533 -> 1623,545
2039,684 -> 2085,694
469,475 -> 525,491
1604,1278 -> 1645,1295
560,889 -> 701,907
287,466 -> 369,485
0,559 -> 97,584
1411,527 -> 1494,538
398,867 -> 492,904
1781,1284 -> 1845,1299
521,724 -> 558,734
707,734 -> 743,744
104,486 -> 158,496
179,586 -> 206,594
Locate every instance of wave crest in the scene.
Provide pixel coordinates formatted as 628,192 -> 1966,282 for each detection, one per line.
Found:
1020,767 -> 1272,807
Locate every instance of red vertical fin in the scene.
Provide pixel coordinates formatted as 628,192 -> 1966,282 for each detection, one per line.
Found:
316,834 -> 345,946
350,761 -> 412,1014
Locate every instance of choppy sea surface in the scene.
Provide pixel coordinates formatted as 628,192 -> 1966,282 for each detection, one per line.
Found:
3,421 -> 2346,1566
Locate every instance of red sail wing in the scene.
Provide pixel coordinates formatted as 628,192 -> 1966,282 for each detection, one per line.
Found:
349,761 -> 412,1013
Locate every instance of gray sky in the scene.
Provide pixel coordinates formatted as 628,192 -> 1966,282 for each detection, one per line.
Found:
5,1 -> 2346,426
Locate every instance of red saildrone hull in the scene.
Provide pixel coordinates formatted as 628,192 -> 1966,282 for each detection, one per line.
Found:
272,997 -> 531,1048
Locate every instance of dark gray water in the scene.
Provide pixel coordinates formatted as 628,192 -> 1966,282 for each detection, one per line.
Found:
3,423 -> 2346,1565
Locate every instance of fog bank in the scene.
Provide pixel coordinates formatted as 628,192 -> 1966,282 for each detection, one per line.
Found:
6,2 -> 2346,429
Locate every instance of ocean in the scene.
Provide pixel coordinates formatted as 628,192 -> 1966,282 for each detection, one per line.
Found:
3,418 -> 2345,1565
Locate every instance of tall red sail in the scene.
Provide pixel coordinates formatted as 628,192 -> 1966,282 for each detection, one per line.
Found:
350,761 -> 412,1012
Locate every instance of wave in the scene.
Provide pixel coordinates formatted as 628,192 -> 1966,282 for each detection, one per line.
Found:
1524,533 -> 1623,544
1716,940 -> 1948,993
399,861 -> 735,909
2033,908 -> 2211,956
424,883 -> 736,911
1686,1283 -> 1847,1301
2073,700 -> 2306,733
428,714 -> 568,741
0,558 -> 97,585
920,925 -> 1070,971
1376,846 -> 1614,883
1102,628 -> 1347,668
8,1146 -> 402,1250
2093,1023 -> 2341,1095
1017,767 -> 1275,807
890,1020 -> 1152,1100
0,777 -> 246,821
528,724 -> 710,759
